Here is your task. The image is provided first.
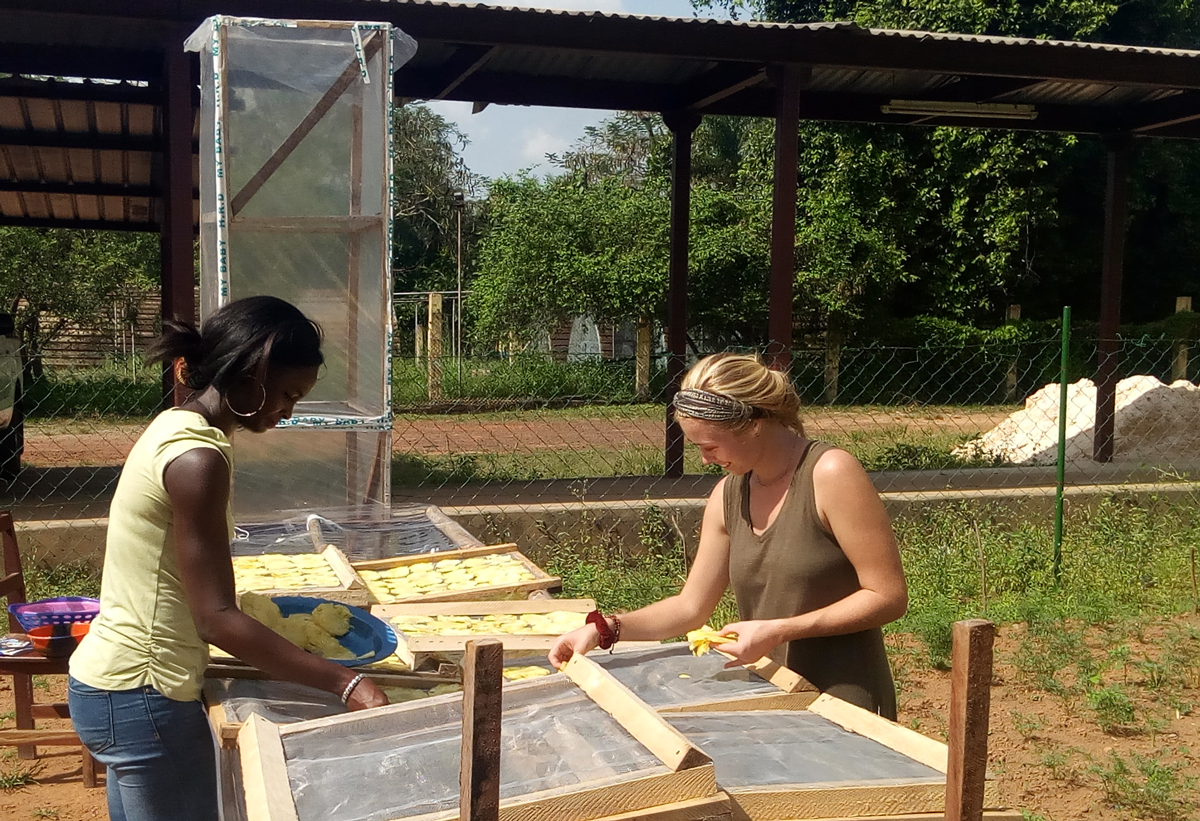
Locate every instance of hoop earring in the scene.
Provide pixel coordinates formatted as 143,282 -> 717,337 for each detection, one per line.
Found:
225,383 -> 267,418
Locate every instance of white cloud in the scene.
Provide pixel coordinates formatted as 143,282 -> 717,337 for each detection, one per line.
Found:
520,129 -> 571,163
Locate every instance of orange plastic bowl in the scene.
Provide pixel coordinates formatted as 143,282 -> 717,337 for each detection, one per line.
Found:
28,622 -> 90,659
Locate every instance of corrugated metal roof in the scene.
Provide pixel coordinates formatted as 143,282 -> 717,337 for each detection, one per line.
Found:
863,27 -> 1200,59
368,0 -> 857,31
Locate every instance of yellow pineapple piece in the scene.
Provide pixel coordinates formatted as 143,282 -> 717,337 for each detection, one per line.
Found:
686,625 -> 736,656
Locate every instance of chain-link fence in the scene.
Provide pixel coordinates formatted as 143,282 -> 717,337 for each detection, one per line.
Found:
4,319 -> 1200,565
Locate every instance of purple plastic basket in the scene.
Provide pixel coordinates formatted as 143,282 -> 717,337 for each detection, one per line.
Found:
8,597 -> 100,631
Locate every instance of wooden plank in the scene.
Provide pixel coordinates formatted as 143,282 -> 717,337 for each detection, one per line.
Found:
0,729 -> 82,746
203,696 -> 239,749
427,505 -> 486,548
561,654 -> 711,772
321,545 -> 368,591
656,691 -> 818,714
589,792 -> 732,821
400,765 -> 719,821
729,781 -> 1004,821
774,813 -> 1022,821
228,215 -> 385,233
731,782 -> 947,821
376,599 -> 596,618
495,765 -> 717,821
806,694 -> 949,774
238,714 -> 299,821
946,620 -> 995,821
719,652 -> 815,695
352,543 -> 522,571
461,639 -> 505,821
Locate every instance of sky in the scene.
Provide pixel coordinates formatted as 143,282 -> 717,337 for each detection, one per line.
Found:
424,0 -> 730,182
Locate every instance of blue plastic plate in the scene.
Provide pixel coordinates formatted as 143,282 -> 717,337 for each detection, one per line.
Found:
271,596 -> 397,668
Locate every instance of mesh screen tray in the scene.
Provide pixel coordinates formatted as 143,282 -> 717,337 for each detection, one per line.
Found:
237,658 -> 718,821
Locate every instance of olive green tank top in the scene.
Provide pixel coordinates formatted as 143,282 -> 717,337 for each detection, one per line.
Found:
724,440 -> 897,719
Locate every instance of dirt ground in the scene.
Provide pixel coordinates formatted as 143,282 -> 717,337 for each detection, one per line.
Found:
3,619 -> 1198,821
21,408 -> 1011,467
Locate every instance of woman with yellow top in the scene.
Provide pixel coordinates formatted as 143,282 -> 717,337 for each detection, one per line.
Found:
69,296 -> 388,821
549,353 -> 907,718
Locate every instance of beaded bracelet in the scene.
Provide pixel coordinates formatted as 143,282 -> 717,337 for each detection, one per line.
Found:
340,673 -> 366,705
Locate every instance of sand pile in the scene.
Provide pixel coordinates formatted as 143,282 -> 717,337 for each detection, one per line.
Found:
956,375 -> 1200,465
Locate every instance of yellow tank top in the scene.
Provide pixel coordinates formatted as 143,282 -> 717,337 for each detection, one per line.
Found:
70,409 -> 233,701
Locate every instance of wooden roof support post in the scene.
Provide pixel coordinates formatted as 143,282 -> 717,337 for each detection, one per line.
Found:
160,38 -> 197,408
767,65 -> 808,371
945,619 -> 995,821
1094,135 -> 1132,462
461,638 -> 504,821
663,112 -> 700,478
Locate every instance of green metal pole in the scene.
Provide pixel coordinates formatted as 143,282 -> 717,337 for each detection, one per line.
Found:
1054,305 -> 1071,587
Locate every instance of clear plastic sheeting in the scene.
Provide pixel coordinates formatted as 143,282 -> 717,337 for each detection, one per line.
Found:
230,428 -> 390,520
207,677 -> 345,725
230,505 -> 478,560
306,506 -> 476,559
189,16 -> 412,519
664,712 -> 943,788
281,677 -> 668,821
590,644 -> 781,708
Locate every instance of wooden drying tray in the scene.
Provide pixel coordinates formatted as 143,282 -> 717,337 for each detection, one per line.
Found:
373,598 -> 596,669
238,653 -> 720,821
352,543 -> 561,604
203,669 -> 459,750
234,545 -> 370,608
678,694 -> 1018,821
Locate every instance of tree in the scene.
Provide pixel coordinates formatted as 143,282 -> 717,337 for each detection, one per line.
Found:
470,174 -> 668,346
391,103 -> 484,293
0,228 -> 159,380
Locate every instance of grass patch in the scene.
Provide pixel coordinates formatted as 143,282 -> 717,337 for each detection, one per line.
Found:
23,360 -> 163,420
1091,751 -> 1197,821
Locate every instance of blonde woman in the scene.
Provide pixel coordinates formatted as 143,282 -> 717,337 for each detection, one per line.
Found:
549,353 -> 907,718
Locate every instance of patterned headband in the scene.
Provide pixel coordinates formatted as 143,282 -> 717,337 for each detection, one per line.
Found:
673,388 -> 755,423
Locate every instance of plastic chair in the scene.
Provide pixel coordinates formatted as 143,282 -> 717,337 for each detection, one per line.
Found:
0,510 -> 100,786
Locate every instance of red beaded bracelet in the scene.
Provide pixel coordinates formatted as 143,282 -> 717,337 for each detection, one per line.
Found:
586,609 -> 616,651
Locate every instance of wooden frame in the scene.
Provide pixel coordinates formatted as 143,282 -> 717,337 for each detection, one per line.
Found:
353,543 -> 561,604
237,656 -> 718,821
374,598 -> 596,669
234,545 -> 370,607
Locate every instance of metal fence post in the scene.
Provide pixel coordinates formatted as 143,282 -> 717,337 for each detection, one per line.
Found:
1174,296 -> 1192,383
1054,305 -> 1071,587
428,293 -> 444,403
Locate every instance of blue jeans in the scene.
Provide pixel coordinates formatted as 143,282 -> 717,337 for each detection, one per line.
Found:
68,677 -> 218,821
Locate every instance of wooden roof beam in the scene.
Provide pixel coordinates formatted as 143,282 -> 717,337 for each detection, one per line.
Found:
422,45 -> 500,101
0,129 -> 159,152
0,181 -> 157,198
676,63 -> 767,111
0,43 -> 161,83
1124,91 -> 1200,134
0,78 -> 158,106
920,75 -> 1045,103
